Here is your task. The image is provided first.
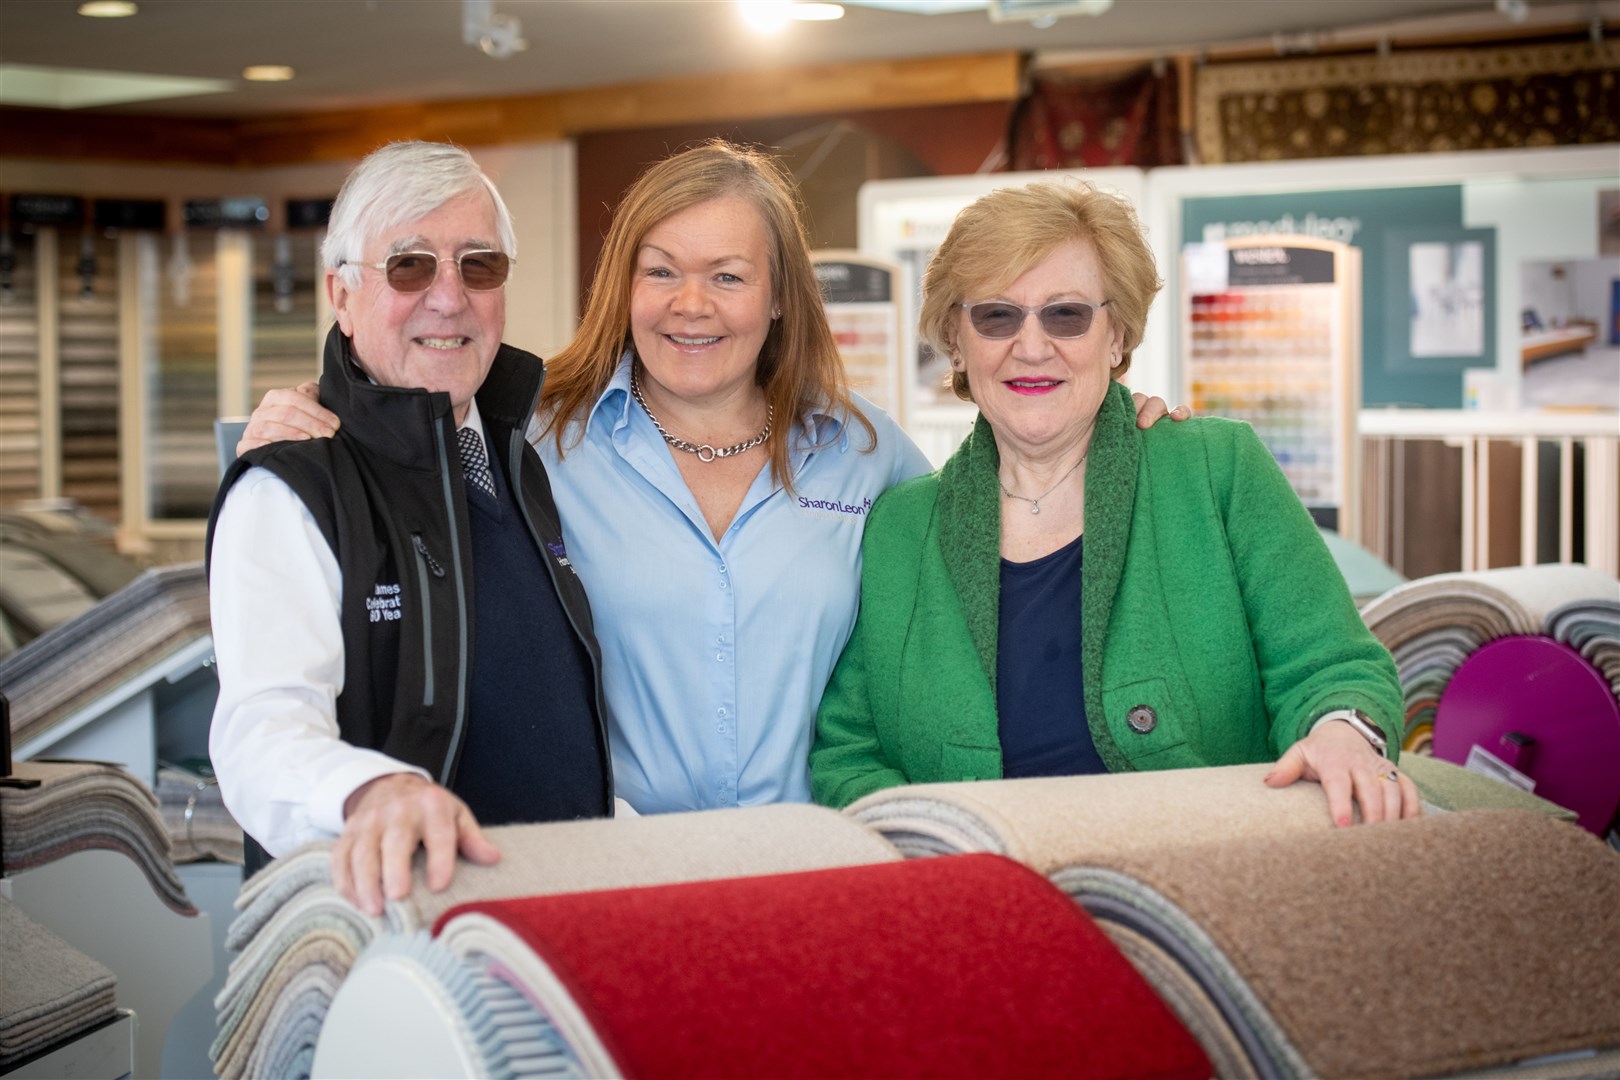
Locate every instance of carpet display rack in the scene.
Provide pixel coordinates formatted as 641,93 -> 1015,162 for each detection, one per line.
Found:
0,562 -> 210,754
227,759 -> 1615,1079
846,764 -> 1620,1080
156,763 -> 244,866
210,803 -> 902,1080
1359,563 -> 1620,836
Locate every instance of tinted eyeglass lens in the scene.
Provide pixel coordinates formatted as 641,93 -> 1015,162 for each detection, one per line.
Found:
967,301 -> 1095,339
382,251 -> 510,293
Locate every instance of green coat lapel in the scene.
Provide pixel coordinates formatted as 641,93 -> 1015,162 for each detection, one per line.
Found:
1082,380 -> 1141,772
935,414 -> 1003,695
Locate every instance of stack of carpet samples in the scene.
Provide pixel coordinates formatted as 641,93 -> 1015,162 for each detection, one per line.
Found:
1,758 -> 195,916
0,562 -> 210,751
156,763 -> 244,866
222,759 -> 1617,1080
1360,562 -> 1620,837
1360,563 -> 1619,750
0,893 -> 117,1069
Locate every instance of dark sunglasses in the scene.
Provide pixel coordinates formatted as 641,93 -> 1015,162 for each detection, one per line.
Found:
961,298 -> 1109,340
353,249 -> 513,293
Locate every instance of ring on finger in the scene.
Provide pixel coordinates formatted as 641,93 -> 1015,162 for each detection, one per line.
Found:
1380,769 -> 1399,783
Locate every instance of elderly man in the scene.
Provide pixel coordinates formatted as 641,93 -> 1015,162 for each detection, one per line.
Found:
207,141 -> 611,915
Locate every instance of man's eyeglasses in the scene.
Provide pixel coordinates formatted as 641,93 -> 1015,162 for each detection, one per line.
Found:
349,250 -> 513,293
961,298 -> 1109,340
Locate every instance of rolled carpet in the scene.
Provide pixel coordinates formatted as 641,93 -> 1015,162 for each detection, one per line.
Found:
1053,810 -> 1620,1079
213,803 -> 901,1080
1,759 -> 195,915
425,854 -> 1211,1080
0,894 -> 118,1068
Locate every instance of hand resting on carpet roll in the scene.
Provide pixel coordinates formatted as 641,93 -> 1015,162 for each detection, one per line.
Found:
334,773 -> 500,916
1265,717 -> 1422,826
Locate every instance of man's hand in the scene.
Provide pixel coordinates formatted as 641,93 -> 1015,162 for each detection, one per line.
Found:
330,773 -> 501,916
236,382 -> 340,455
1265,720 -> 1422,827
1131,391 -> 1192,429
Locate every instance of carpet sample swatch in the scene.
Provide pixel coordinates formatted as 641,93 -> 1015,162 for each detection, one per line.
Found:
0,562 -> 210,748
212,803 -> 901,1080
1,759 -> 195,915
431,854 -> 1211,1080
156,765 -> 244,865
0,894 -> 118,1068
1054,810 -> 1620,1079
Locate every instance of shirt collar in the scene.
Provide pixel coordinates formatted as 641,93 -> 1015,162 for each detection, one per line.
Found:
459,396 -> 487,440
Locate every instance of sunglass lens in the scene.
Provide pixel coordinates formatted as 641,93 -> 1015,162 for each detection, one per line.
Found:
969,303 -> 1024,339
1039,302 -> 1093,338
383,253 -> 437,292
459,251 -> 510,290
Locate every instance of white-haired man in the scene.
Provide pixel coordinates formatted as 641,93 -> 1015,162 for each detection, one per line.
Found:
207,142 -> 611,914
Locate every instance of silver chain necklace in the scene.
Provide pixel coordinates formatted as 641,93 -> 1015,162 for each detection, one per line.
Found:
998,455 -> 1083,515
630,365 -> 773,463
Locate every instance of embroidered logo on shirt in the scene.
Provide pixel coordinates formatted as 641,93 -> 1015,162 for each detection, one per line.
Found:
546,540 -> 577,575
797,495 -> 872,517
367,582 -> 403,623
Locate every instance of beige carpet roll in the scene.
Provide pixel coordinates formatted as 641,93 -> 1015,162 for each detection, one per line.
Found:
1059,810 -> 1620,1079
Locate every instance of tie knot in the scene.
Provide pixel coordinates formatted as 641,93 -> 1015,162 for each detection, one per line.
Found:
457,427 -> 495,498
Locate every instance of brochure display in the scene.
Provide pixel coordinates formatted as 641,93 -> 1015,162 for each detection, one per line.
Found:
812,253 -> 903,423
1181,235 -> 1361,537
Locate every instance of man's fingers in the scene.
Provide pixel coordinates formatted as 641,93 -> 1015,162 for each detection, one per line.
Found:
420,805 -> 463,892
349,827 -> 386,916
458,813 -> 502,867
379,814 -> 423,902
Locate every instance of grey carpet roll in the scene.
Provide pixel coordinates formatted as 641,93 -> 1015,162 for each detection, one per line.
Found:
0,894 -> 118,1067
213,803 -> 900,1080
0,562 -> 209,747
156,766 -> 245,865
1,759 -> 195,915
1054,810 -> 1620,1079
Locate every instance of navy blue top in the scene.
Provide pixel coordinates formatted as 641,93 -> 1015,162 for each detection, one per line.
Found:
452,430 -> 605,825
995,533 -> 1104,779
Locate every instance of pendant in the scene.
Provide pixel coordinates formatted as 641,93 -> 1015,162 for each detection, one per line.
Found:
1030,502 -> 1041,515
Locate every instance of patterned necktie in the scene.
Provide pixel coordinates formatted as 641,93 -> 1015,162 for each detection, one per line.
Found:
457,427 -> 495,498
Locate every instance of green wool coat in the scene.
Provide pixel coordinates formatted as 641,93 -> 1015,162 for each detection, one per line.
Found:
811,380 -> 1403,809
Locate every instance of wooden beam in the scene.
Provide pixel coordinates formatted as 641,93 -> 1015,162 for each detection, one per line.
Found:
4,52 -> 1022,168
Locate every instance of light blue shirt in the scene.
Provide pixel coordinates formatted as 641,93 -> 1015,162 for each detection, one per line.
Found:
532,356 -> 931,814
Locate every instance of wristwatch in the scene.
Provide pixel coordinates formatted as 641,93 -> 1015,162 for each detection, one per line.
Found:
1311,709 -> 1389,758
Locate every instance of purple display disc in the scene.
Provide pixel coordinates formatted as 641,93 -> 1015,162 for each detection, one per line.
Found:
1435,635 -> 1620,834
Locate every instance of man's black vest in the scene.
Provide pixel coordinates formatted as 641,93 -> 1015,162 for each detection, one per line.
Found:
206,327 -> 613,868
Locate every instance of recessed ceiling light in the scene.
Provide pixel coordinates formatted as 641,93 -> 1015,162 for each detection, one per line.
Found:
739,1 -> 845,31
243,65 -> 295,82
77,1 -> 138,17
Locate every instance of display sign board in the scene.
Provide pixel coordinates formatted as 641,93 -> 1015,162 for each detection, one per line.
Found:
95,199 -> 165,231
184,197 -> 270,228
814,253 -> 903,421
285,198 -> 334,230
10,194 -> 84,227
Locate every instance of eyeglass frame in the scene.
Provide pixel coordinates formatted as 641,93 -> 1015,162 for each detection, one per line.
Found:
959,298 -> 1111,340
340,248 -> 515,293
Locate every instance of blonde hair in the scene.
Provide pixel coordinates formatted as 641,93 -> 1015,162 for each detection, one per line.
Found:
918,180 -> 1162,401
541,140 -> 873,489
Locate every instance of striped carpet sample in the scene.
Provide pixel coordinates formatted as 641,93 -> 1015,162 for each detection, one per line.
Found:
0,894 -> 118,1068
212,804 -> 901,1080
1053,810 -> 1620,1079
422,855 -> 1210,1080
156,765 -> 244,865
1,759 -> 194,916
0,562 -> 210,748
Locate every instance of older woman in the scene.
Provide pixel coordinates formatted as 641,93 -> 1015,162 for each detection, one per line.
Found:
811,181 -> 1420,827
239,143 -> 1180,818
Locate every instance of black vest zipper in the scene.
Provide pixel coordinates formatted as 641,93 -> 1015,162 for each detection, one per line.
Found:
434,428 -> 473,787
410,533 -> 444,707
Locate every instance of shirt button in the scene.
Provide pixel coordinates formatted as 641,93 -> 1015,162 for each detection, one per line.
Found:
716,653 -> 725,662
718,707 -> 728,717
719,580 -> 728,589
716,723 -> 727,734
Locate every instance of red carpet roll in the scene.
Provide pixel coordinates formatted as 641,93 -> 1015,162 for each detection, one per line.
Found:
437,853 -> 1209,1080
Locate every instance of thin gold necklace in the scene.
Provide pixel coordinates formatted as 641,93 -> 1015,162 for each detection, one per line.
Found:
999,455 -> 1083,515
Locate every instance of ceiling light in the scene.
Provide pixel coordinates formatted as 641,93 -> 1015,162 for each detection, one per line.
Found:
739,1 -> 844,31
242,65 -> 295,82
0,62 -> 232,109
77,1 -> 138,16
